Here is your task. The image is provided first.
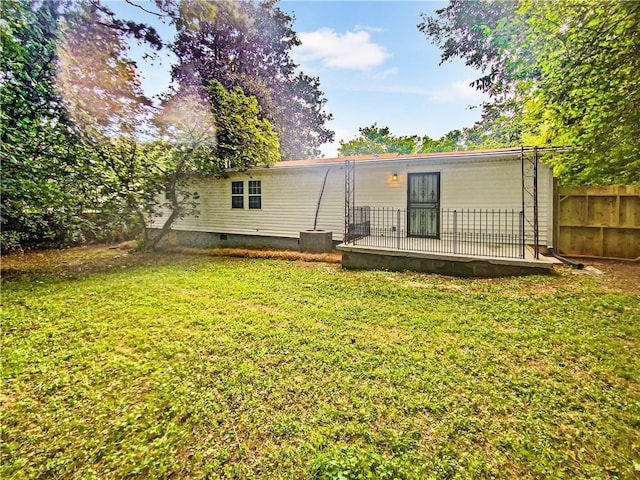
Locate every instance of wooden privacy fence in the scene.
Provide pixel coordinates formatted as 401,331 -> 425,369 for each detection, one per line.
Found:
556,185 -> 639,260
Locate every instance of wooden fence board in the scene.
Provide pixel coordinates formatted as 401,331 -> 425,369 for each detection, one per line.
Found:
557,185 -> 639,260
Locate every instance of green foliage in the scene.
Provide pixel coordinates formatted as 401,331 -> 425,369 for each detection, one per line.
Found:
54,2 -> 163,244
0,0 -> 86,251
338,124 -> 484,156
2,247 -> 638,478
56,0 -> 153,135
519,0 -> 640,184
418,130 -> 463,153
171,0 -> 334,159
0,0 -> 161,252
338,124 -> 419,156
144,82 -> 280,249
420,0 -> 640,184
311,447 -> 425,479
0,0 -> 286,253
206,80 -> 280,169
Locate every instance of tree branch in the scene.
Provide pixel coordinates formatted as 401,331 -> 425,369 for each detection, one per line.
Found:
124,0 -> 169,20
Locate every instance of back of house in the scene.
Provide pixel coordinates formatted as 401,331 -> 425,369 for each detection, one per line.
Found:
148,147 -> 554,257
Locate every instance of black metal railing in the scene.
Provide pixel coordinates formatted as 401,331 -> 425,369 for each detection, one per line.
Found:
346,207 -> 525,259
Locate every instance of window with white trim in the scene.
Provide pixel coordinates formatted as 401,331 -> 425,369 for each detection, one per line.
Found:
248,180 -> 262,209
231,181 -> 244,209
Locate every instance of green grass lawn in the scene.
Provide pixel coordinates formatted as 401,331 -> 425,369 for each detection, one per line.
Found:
1,247 -> 639,479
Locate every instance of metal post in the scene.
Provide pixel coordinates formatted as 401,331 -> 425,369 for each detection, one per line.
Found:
353,207 -> 359,245
533,146 -> 540,259
344,159 -> 350,243
520,146 -> 526,240
396,209 -> 401,250
519,210 -> 525,259
453,209 -> 457,254
343,159 -> 355,243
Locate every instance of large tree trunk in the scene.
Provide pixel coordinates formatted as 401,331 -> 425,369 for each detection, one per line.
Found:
143,208 -> 179,250
142,153 -> 190,250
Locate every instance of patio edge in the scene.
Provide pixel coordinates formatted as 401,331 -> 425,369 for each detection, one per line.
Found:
338,245 -> 555,277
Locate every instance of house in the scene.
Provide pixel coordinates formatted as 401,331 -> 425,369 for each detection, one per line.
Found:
148,147 -> 559,276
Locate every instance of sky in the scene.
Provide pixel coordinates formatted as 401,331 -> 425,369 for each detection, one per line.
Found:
106,0 -> 489,158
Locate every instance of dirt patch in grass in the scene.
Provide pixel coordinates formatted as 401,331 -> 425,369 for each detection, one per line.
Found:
569,258 -> 640,293
1,243 -> 341,282
167,245 -> 341,264
1,243 -> 136,280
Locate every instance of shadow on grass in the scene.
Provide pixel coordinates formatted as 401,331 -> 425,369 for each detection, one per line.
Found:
1,243 -> 341,283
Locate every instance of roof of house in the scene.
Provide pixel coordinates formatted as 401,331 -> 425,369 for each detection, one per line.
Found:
272,147 -> 529,169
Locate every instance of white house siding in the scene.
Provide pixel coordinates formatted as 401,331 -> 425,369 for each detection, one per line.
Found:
149,151 -> 554,247
151,164 -> 346,241
349,154 -> 553,246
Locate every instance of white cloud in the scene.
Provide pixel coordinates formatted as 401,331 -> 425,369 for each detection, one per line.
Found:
295,27 -> 390,70
337,79 -> 488,103
354,24 -> 386,33
374,67 -> 399,79
432,80 -> 487,102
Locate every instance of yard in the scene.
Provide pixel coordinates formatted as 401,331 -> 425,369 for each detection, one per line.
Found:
1,245 -> 638,479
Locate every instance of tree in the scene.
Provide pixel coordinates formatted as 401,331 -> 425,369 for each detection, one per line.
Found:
56,1 -> 154,135
1,0 -> 164,252
420,130 -> 463,153
420,0 -> 640,184
0,0 -> 84,251
170,0 -> 334,160
145,81 -> 280,249
338,124 -> 419,156
55,0 -> 161,243
338,124 -> 480,156
519,0 -> 640,184
0,0 -> 301,253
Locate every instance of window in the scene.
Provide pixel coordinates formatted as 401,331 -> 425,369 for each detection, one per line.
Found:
231,180 -> 262,209
248,180 -> 262,209
231,181 -> 244,209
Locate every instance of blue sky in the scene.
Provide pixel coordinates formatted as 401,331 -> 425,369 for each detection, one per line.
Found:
106,0 -> 488,157
283,1 -> 488,156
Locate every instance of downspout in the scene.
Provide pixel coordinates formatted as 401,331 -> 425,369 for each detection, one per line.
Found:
547,247 -> 584,269
313,168 -> 331,230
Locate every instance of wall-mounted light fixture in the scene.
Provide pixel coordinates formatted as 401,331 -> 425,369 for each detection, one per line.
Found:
391,173 -> 398,182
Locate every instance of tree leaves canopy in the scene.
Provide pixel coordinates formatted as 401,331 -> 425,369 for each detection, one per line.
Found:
338,124 -> 418,156
1,0 -> 87,250
171,0 -> 334,160
56,0 -> 153,137
1,0 -> 289,252
144,80 -> 280,249
420,0 -> 640,184
338,124 -> 484,156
